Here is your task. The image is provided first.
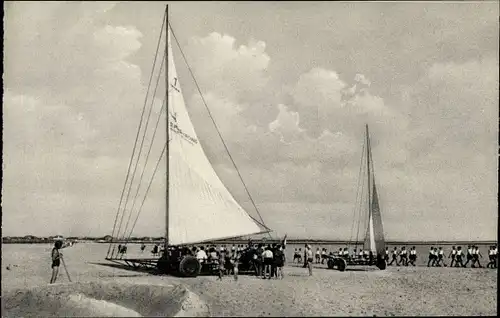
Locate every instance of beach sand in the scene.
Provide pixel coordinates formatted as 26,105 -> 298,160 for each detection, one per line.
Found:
1,244 -> 497,316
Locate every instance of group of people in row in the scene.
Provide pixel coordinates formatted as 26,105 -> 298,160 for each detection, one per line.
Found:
292,244 -> 498,269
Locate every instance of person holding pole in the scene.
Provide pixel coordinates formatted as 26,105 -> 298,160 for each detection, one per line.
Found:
49,239 -> 71,284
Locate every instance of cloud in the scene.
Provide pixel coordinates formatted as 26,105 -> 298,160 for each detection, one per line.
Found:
354,73 -> 371,87
3,3 -> 497,241
269,104 -> 306,144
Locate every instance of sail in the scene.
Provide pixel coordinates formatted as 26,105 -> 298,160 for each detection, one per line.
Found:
362,126 -> 385,255
370,182 -> 385,254
167,28 -> 263,245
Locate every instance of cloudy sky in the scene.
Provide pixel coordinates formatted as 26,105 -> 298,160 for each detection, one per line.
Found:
3,1 -> 498,241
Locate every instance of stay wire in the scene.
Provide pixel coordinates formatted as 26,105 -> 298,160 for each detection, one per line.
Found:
123,99 -> 166,244
107,10 -> 166,259
120,49 -> 167,242
126,143 -> 167,243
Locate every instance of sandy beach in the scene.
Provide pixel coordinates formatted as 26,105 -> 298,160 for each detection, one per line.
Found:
2,243 -> 497,316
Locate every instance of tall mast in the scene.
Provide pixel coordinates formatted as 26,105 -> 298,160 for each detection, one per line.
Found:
366,124 -> 372,225
164,4 -> 170,249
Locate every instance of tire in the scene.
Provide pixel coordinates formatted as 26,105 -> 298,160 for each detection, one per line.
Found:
179,255 -> 201,277
327,259 -> 335,269
376,254 -> 387,270
336,258 -> 346,272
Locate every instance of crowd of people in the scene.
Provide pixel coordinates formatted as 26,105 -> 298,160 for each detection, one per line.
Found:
152,242 -> 288,280
292,244 -> 498,269
116,242 -> 497,279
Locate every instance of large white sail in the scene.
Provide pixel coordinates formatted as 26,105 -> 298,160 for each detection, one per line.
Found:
166,29 -> 263,246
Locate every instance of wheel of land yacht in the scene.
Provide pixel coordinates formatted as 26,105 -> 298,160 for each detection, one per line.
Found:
179,255 -> 201,277
336,258 -> 347,272
327,258 -> 335,269
376,254 -> 386,270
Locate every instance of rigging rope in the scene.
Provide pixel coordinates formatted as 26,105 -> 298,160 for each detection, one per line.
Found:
114,48 -> 166,251
125,142 -> 167,245
169,24 -> 272,238
123,100 -> 166,244
348,139 -> 366,248
106,10 -> 166,259
119,49 -> 167,242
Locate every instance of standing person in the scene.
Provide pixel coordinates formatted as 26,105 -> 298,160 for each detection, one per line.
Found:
49,240 -> 67,284
275,244 -> 285,279
217,247 -> 226,280
231,250 -> 241,281
486,246 -> 495,268
399,247 -> 408,266
140,243 -> 146,253
256,244 -> 264,277
305,245 -> 314,276
321,248 -> 327,264
435,247 -> 445,267
455,246 -> 465,267
293,248 -> 300,263
448,246 -> 457,267
315,248 -> 321,264
384,247 -> 390,263
494,245 -> 498,269
408,246 -> 417,266
271,244 -> 278,278
303,244 -> 308,268
463,245 -> 473,268
388,247 -> 398,266
427,247 -> 436,267
471,246 -> 483,268
262,246 -> 274,279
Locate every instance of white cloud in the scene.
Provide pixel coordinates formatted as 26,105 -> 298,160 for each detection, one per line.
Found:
354,73 -> 371,87
269,104 -> 306,144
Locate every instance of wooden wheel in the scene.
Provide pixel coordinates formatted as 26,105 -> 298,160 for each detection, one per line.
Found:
336,258 -> 346,272
179,255 -> 201,277
327,258 -> 335,269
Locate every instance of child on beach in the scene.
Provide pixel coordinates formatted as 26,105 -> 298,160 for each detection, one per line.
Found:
388,247 -> 398,266
306,245 -> 314,276
315,248 -> 321,264
487,246 -> 497,269
231,250 -> 241,281
399,247 -> 408,266
435,247 -> 445,267
262,246 -> 274,279
275,244 -> 285,279
217,247 -> 226,280
471,246 -> 483,268
49,240 -> 69,284
448,246 -> 457,267
427,247 -> 436,267
408,246 -> 417,266
455,246 -> 465,267
463,245 -> 473,267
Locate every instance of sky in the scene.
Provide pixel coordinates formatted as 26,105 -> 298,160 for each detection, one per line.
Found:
2,1 -> 498,241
